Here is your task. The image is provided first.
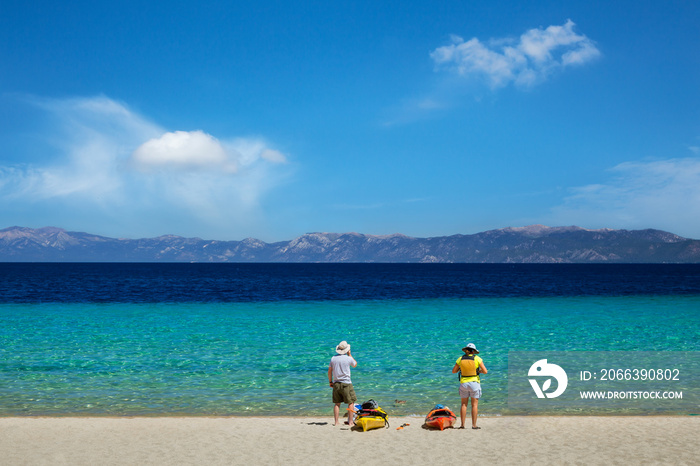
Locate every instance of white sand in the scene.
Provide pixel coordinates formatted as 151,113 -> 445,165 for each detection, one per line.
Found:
1,416 -> 697,465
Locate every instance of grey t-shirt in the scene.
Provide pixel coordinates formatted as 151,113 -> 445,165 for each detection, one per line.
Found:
329,354 -> 357,384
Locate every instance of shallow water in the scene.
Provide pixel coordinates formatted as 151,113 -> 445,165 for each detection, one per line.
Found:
1,295 -> 698,416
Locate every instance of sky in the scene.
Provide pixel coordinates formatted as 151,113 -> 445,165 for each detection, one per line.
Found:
1,1 -> 699,241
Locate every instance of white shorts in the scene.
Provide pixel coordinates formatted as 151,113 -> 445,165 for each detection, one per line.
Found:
459,381 -> 482,399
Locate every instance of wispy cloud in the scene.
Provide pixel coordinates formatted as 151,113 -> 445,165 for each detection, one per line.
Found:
549,157 -> 700,238
0,96 -> 290,238
431,20 -> 600,88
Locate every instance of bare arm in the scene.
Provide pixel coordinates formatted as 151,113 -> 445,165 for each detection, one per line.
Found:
348,350 -> 357,367
452,363 -> 460,373
328,363 -> 333,386
479,362 -> 488,374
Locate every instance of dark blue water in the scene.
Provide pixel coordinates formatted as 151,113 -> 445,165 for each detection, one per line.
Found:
1,263 -> 699,302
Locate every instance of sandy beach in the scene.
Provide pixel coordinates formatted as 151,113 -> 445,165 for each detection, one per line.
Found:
1,416 -> 697,465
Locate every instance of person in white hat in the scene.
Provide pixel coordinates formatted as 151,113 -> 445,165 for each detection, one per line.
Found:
328,340 -> 358,426
452,342 -> 488,429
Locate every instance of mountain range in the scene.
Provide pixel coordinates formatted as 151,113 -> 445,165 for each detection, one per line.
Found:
1,225 -> 699,263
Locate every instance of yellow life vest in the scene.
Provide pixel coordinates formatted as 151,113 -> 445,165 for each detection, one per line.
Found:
459,354 -> 480,379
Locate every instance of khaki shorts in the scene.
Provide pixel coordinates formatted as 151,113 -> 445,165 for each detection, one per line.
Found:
332,382 -> 357,404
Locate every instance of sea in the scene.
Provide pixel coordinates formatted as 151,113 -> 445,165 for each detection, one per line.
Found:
1,263 -> 698,417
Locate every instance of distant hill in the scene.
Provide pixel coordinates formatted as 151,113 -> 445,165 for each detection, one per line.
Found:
1,225 -> 699,263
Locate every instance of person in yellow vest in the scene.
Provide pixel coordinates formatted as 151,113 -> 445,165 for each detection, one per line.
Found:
452,342 -> 488,429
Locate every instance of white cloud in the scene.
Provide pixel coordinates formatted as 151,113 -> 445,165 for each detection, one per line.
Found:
130,131 -> 288,174
549,158 -> 700,238
0,96 -> 290,238
131,130 -> 234,173
431,20 -> 600,88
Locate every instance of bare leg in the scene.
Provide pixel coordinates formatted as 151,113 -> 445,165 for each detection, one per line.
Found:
471,397 -> 479,428
460,398 -> 469,428
333,403 -> 341,426
347,404 -> 355,426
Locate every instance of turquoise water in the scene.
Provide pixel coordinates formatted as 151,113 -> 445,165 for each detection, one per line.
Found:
1,296 -> 699,416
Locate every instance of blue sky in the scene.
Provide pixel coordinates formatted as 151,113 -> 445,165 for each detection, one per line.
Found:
1,1 -> 699,241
